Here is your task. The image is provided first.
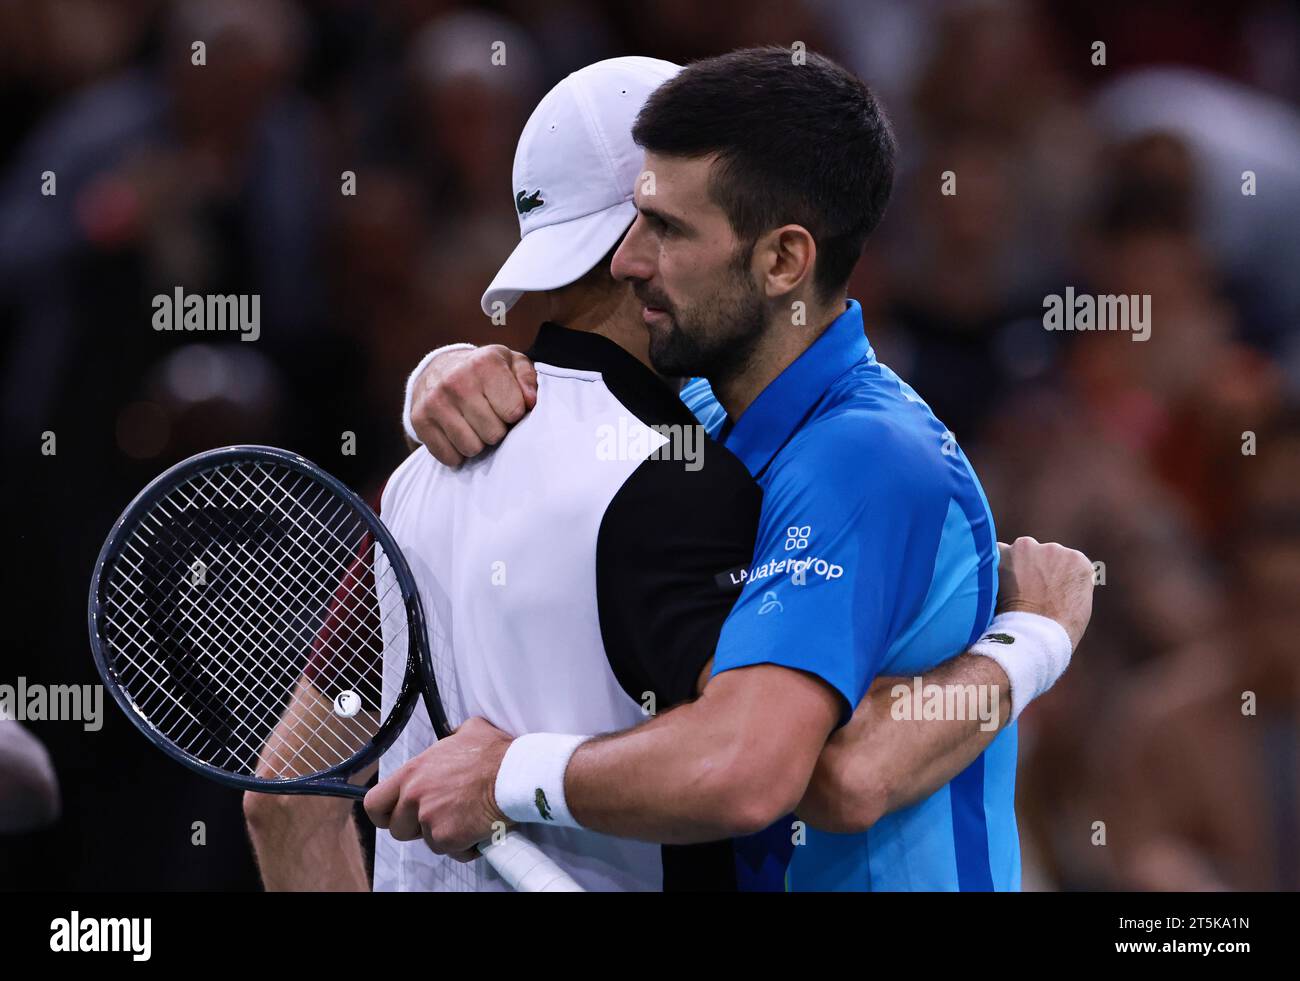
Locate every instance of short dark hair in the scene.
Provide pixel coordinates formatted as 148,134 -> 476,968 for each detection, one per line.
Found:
632,46 -> 896,301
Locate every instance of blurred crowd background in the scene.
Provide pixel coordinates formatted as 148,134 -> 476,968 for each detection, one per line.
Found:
2,0 -> 1298,891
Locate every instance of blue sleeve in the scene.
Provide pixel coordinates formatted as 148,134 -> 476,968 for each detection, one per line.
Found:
709,418 -> 949,718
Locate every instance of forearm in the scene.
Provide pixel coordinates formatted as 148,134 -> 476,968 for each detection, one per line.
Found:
564,707 -> 752,844
800,654 -> 1010,832
244,793 -> 370,891
244,679 -> 374,891
868,655 -> 1010,811
561,668 -> 835,844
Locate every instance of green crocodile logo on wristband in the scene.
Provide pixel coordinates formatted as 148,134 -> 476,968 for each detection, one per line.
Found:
534,788 -> 554,821
982,632 -> 1015,645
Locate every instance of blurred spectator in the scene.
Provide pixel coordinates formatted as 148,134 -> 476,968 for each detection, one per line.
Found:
1093,68 -> 1300,380
1102,410 -> 1300,890
0,721 -> 61,834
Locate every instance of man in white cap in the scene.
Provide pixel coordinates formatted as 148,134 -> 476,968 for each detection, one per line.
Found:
248,57 -> 1092,892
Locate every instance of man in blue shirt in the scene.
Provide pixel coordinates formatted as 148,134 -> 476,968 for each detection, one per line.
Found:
368,47 -> 1086,889
677,304 -> 1013,889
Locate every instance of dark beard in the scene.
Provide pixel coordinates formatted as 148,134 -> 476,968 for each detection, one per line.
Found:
644,256 -> 768,383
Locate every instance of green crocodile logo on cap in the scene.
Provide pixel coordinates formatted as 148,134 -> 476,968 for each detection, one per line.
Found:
516,189 -> 545,214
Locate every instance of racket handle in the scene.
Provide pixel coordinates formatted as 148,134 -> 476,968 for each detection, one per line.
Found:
478,830 -> 585,892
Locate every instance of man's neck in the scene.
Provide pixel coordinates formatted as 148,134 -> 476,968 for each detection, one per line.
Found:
548,286 -> 666,380
711,295 -> 848,420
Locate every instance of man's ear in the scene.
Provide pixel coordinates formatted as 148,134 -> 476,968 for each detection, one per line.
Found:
754,224 -> 817,298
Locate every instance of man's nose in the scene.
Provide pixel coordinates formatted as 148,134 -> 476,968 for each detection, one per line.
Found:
610,214 -> 653,283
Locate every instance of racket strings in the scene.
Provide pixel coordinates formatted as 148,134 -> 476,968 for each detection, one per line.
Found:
124,487 -> 374,766
172,468 -> 395,707
109,508 -> 357,775
99,459 -> 410,781
160,475 -> 387,774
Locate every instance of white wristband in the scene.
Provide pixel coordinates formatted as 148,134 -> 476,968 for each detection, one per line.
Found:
494,733 -> 589,829
402,343 -> 477,445
969,611 -> 1072,723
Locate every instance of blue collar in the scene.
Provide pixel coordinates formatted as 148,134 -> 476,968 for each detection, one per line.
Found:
723,299 -> 872,478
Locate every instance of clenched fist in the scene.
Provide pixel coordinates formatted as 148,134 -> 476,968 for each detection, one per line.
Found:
996,536 -> 1095,649
410,345 -> 537,466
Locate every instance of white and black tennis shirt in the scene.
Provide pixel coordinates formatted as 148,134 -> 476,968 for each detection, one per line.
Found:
372,323 -> 761,892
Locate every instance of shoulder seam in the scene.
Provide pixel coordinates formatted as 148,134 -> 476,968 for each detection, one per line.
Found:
533,362 -> 602,382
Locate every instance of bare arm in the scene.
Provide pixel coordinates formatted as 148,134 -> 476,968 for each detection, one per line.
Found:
797,658 -> 1010,832
797,537 -> 1093,831
367,664 -> 842,852
563,664 -> 841,843
683,645 -> 1012,835
242,676 -> 375,891
243,788 -> 373,892
0,720 -> 60,832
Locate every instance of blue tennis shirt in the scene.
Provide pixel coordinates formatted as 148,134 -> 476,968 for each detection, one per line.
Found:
680,300 -> 1019,891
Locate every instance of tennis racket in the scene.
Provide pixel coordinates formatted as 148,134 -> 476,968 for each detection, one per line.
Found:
88,444 -> 582,892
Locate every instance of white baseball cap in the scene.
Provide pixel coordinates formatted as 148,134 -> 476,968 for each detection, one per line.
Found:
481,56 -> 681,316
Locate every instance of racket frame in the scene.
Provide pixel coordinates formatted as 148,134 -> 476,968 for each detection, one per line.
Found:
89,445 -> 585,892
87,444 -> 448,797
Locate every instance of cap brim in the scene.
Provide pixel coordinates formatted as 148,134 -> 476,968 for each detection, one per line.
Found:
481,201 -> 635,316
